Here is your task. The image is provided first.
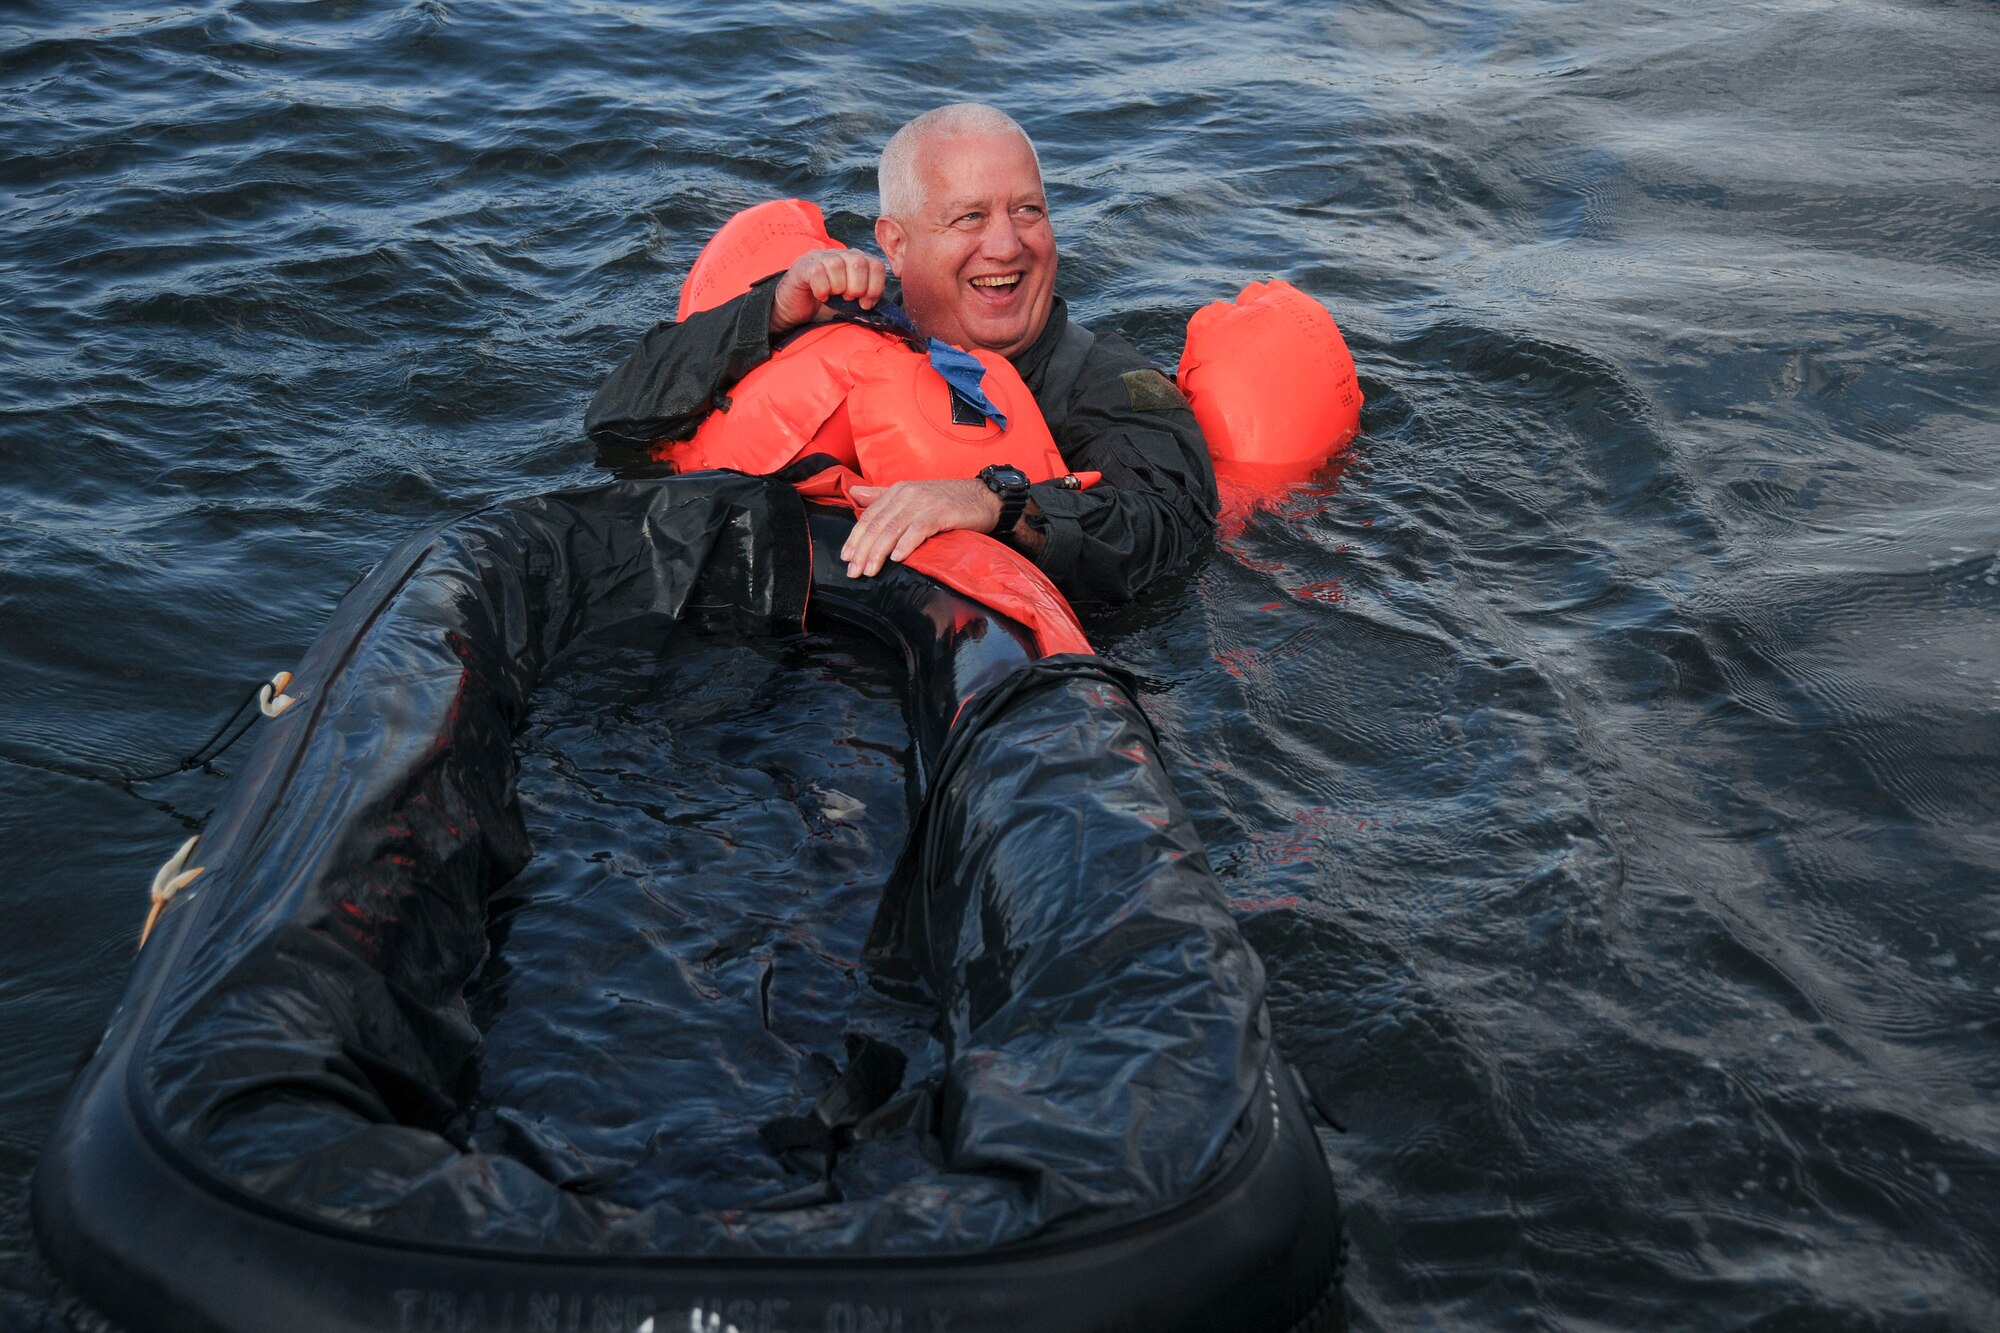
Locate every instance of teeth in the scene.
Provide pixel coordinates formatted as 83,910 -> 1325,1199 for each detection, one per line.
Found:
971,275 -> 1020,288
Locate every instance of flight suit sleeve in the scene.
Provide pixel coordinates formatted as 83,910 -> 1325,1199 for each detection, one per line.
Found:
1027,338 -> 1219,605
583,276 -> 783,450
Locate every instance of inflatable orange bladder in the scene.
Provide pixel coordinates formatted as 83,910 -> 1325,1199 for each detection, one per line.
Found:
676,197 -> 838,321
1177,279 -> 1362,478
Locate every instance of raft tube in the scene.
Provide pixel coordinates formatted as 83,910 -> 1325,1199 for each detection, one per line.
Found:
34,474 -> 1343,1333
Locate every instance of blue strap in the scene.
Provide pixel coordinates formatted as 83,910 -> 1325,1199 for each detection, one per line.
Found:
923,340 -> 1008,430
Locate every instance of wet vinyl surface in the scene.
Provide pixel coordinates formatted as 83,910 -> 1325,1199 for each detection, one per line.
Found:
464,628 -> 924,1217
3,1 -> 1998,1328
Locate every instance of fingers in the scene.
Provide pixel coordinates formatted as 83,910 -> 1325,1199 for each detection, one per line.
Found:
838,480 -> 1002,579
807,249 -> 885,309
842,491 -> 925,578
770,248 -> 888,334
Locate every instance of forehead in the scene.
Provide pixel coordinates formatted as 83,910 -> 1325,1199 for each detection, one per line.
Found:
914,131 -> 1044,210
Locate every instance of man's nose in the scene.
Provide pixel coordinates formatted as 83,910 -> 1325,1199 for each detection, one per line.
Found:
978,215 -> 1023,259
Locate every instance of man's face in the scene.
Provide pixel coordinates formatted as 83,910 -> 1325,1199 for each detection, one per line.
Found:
875,130 -> 1057,361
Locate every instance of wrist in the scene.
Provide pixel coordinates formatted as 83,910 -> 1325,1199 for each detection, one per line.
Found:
977,464 -> 1031,538
758,273 -> 803,339
1011,499 -> 1049,556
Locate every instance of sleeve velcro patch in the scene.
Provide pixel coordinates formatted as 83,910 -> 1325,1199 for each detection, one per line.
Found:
1122,368 -> 1190,412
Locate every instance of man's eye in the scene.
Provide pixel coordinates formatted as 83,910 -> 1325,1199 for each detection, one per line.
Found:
1015,206 -> 1045,221
955,212 -> 983,227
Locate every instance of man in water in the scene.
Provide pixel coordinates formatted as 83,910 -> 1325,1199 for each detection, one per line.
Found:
585,103 -> 1216,604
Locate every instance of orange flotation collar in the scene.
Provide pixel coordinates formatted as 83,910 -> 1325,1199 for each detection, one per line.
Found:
676,197 -> 836,322
661,313 -> 1074,489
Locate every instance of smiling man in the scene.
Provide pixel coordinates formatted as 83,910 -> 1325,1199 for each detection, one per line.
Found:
873,107 -> 1055,360
585,103 -> 1217,604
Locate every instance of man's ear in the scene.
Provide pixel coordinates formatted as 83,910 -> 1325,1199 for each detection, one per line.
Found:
874,216 -> 906,275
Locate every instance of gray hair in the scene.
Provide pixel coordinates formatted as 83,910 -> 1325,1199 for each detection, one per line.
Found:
878,103 -> 1041,220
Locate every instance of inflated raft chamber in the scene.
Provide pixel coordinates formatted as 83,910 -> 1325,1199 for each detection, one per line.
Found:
35,474 -> 1343,1333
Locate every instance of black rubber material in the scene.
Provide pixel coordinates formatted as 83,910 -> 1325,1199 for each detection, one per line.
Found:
34,475 -> 1342,1333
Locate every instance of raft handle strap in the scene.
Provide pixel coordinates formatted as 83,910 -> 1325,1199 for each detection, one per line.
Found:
138,835 -> 205,950
258,671 -> 297,718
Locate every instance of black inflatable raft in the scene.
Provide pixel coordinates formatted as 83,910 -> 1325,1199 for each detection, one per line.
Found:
34,474 -> 1343,1333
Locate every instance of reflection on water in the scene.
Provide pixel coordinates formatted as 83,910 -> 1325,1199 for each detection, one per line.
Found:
4,0 -> 1997,1327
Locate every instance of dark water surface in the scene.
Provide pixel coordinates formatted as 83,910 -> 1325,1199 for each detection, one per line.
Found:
4,0 -> 1997,1327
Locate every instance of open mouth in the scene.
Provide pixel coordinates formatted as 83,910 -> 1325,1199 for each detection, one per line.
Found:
970,274 -> 1021,291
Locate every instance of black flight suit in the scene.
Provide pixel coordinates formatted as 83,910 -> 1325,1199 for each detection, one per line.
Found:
584,275 -> 1217,605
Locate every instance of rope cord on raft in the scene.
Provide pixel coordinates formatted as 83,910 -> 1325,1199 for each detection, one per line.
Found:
130,671 -> 297,949
116,670 -> 297,784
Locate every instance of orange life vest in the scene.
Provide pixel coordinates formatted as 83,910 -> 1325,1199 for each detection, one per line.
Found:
846,341 -> 1068,485
656,198 -> 1072,487
652,199 -> 1137,659
667,321 -> 873,476
657,323 -> 1069,485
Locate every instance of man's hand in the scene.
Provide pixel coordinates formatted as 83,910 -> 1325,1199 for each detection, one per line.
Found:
769,248 -> 887,336
841,480 -> 1003,578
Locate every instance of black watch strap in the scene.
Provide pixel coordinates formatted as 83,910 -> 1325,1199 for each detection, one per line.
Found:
979,464 -> 1031,537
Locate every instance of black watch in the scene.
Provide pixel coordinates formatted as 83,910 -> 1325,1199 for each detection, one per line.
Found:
978,464 -> 1032,537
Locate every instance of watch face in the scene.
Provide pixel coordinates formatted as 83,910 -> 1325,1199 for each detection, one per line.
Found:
994,466 -> 1028,489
